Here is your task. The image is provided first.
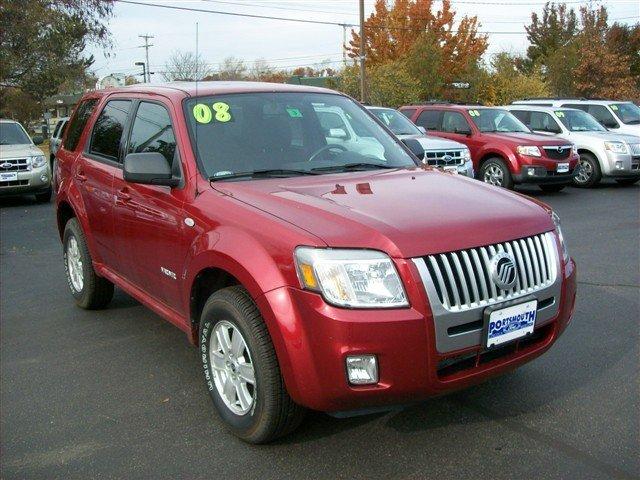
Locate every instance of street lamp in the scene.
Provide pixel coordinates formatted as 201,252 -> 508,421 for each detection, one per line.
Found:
135,62 -> 146,83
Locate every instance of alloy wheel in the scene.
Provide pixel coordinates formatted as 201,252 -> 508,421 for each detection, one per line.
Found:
574,159 -> 592,184
209,320 -> 256,415
484,165 -> 504,186
66,236 -> 84,292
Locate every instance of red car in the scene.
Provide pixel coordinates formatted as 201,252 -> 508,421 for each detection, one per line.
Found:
55,83 -> 577,443
399,103 -> 580,192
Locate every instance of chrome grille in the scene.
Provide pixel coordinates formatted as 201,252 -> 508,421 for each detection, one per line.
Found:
542,145 -> 572,160
629,143 -> 640,156
0,158 -> 30,172
421,232 -> 558,311
424,150 -> 465,167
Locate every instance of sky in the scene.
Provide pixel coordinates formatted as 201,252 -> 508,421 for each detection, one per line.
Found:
86,0 -> 640,83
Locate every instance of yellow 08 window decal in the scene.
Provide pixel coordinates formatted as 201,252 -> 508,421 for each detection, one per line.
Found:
193,101 -> 232,123
193,104 -> 212,124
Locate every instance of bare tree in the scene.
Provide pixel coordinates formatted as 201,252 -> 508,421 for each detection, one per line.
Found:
217,56 -> 247,80
162,50 -> 211,81
249,58 -> 273,80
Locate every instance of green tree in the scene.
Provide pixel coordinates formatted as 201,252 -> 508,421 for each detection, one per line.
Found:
477,53 -> 549,105
338,63 -> 421,108
0,0 -> 113,98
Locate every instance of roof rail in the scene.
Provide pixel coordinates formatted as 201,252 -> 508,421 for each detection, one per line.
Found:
521,96 -> 612,101
418,100 -> 484,106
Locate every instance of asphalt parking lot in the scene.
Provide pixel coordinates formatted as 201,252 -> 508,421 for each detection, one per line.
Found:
1,181 -> 638,480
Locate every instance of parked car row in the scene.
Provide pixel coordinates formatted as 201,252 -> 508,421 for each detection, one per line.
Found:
396,99 -> 639,190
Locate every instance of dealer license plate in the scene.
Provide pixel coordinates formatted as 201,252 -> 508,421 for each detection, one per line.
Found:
486,300 -> 537,348
0,172 -> 18,182
557,163 -> 569,173
443,166 -> 458,174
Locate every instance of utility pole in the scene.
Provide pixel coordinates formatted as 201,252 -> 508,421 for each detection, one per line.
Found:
359,0 -> 367,103
138,34 -> 154,82
341,23 -> 347,67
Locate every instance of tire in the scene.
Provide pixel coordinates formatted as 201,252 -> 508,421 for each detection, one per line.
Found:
539,184 -> 566,193
615,177 -> 640,186
63,218 -> 114,309
199,286 -> 305,444
573,152 -> 601,188
480,157 -> 514,189
34,187 -> 52,203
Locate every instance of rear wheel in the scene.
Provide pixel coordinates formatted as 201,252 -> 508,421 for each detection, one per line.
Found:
539,184 -> 566,193
63,218 -> 114,309
615,177 -> 639,186
573,152 -> 601,188
199,286 -> 305,443
480,158 -> 513,189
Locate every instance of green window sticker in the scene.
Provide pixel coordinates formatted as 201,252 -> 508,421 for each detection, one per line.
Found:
610,105 -> 618,111
286,107 -> 303,118
193,103 -> 212,124
555,111 -> 565,118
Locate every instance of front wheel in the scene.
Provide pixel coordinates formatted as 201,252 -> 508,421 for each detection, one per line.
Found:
615,177 -> 639,186
539,184 -> 566,193
63,218 -> 114,309
573,153 -> 601,188
199,286 -> 305,443
480,158 -> 513,189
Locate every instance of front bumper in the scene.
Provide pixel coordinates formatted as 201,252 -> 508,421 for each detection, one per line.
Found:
0,165 -> 51,196
602,151 -> 640,178
257,256 -> 577,412
512,153 -> 579,185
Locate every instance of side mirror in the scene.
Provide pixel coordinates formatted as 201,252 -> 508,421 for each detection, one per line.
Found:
123,152 -> 179,187
328,128 -> 348,139
401,138 -> 425,160
32,135 -> 44,145
417,126 -> 427,134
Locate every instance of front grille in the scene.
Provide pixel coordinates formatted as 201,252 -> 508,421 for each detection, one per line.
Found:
422,232 -> 557,311
542,145 -> 572,160
424,150 -> 465,167
629,143 -> 640,156
0,158 -> 30,172
0,179 -> 29,187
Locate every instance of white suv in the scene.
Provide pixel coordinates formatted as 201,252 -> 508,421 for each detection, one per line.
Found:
512,99 -> 640,136
505,105 -> 640,187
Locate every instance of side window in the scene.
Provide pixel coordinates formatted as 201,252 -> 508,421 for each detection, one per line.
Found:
90,100 -> 132,160
511,110 -> 531,126
400,108 -> 417,119
530,112 -> 561,133
441,111 -> 471,133
127,102 -> 177,165
63,99 -> 98,151
416,110 -> 442,130
588,105 -> 618,128
52,120 -> 63,138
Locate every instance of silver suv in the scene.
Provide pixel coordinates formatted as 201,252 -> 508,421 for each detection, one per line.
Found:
366,106 -> 474,178
512,99 -> 640,136
0,119 -> 52,202
506,105 -> 640,187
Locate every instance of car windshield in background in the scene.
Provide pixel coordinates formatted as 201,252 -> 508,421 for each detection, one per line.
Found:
184,92 -> 417,180
555,109 -> 607,132
370,108 -> 422,136
470,109 -> 530,133
0,122 -> 31,145
612,103 -> 640,124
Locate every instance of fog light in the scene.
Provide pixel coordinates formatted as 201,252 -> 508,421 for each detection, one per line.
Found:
346,355 -> 378,385
40,174 -> 48,182
527,167 -> 536,176
615,161 -> 624,170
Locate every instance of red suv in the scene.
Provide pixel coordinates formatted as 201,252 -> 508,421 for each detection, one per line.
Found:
399,103 -> 580,192
55,83 -> 577,443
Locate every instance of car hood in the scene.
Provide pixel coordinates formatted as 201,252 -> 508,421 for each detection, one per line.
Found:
212,168 -> 554,258
0,144 -> 43,159
480,132 -> 569,146
397,134 -> 468,151
570,131 -> 640,144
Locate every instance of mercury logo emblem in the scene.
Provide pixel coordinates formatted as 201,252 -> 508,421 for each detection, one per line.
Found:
490,252 -> 517,289
557,146 -> 565,153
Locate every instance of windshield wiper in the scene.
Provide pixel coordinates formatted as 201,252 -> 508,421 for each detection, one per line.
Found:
209,169 -> 321,181
311,162 -> 397,172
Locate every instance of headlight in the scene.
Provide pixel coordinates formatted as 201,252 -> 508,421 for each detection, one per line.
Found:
31,155 -> 46,168
462,148 -> 472,161
516,146 -> 541,157
551,212 -> 569,263
604,141 -> 629,154
294,247 -> 408,308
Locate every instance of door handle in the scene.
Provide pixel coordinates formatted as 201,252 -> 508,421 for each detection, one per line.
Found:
116,188 -> 132,202
75,171 -> 87,182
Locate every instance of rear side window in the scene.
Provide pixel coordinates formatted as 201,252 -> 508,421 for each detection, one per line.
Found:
400,108 -> 416,119
416,110 -> 441,130
127,102 -> 177,165
90,100 -> 132,160
510,110 -> 530,125
563,103 -> 618,128
63,99 -> 97,151
441,111 -> 470,133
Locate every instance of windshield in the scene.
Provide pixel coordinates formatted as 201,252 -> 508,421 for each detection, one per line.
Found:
470,109 -> 530,133
0,122 -> 32,145
555,109 -> 606,132
184,92 -> 417,180
369,108 -> 422,136
611,103 -> 640,125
